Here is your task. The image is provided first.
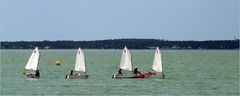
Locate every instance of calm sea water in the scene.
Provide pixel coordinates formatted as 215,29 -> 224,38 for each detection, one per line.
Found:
1,49 -> 239,95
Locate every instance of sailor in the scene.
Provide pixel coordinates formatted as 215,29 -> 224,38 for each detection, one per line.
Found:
35,70 -> 40,77
133,66 -> 141,74
117,69 -> 123,76
70,70 -> 74,76
65,75 -> 68,78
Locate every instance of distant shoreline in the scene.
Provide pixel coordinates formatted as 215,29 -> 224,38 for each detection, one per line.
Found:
1,39 -> 239,49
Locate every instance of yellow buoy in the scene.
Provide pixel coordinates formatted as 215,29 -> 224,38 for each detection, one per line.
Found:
56,59 -> 61,66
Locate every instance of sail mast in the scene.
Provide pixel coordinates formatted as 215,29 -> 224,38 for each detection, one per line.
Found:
130,50 -> 134,74
36,47 -> 40,70
161,55 -> 164,78
84,49 -> 87,74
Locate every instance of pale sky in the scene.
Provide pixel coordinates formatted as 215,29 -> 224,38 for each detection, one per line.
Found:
0,0 -> 239,41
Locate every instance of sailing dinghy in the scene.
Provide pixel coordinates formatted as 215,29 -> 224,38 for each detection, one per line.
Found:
112,46 -> 134,78
112,46 -> 149,78
149,47 -> 164,78
65,48 -> 88,79
25,47 -> 40,78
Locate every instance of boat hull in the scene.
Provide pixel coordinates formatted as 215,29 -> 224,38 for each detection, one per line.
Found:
112,72 -> 164,79
112,75 -> 135,79
26,74 -> 40,78
112,74 -> 147,79
25,70 -> 40,78
65,74 -> 88,79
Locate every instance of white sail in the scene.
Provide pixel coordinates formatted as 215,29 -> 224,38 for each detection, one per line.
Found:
25,47 -> 40,71
152,47 -> 163,73
119,46 -> 132,71
74,48 -> 86,72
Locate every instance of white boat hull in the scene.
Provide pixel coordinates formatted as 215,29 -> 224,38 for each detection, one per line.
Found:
65,74 -> 88,79
25,69 -> 40,78
112,73 -> 148,79
112,74 -> 135,79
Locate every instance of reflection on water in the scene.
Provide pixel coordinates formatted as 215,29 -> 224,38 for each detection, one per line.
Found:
26,78 -> 39,81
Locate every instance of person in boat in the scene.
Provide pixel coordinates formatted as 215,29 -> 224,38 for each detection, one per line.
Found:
35,70 -> 40,77
69,70 -> 79,76
133,66 -> 141,74
134,66 -> 147,78
70,70 -> 74,76
65,75 -> 68,78
117,69 -> 123,76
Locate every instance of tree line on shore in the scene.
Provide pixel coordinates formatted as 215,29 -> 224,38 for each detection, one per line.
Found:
1,39 -> 239,49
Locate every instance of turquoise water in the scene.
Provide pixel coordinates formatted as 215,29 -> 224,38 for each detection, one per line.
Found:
1,49 -> 239,95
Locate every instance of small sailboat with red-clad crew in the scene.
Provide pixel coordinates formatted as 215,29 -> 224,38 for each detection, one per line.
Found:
112,46 -> 162,79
